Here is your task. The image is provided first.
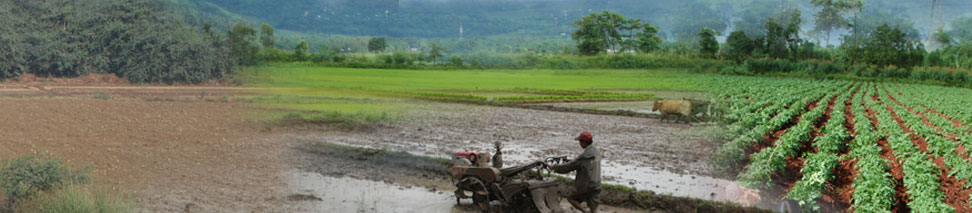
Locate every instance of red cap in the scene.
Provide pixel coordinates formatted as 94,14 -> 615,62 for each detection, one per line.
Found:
575,131 -> 593,141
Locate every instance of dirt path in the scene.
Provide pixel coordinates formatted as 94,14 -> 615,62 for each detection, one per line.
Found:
0,97 -> 293,212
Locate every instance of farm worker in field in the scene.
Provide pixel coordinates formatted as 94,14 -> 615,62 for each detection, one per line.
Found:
551,131 -> 602,213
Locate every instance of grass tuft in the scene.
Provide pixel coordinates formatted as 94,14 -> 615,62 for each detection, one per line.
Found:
18,183 -> 132,213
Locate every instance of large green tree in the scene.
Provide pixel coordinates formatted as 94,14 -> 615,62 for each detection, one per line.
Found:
572,11 -> 626,55
428,43 -> 444,64
698,28 -> 719,58
636,24 -> 662,53
260,23 -> 275,49
572,11 -> 661,55
723,30 -> 755,63
367,37 -> 387,53
228,22 -> 260,65
760,9 -> 803,59
294,40 -> 309,61
841,24 -> 924,67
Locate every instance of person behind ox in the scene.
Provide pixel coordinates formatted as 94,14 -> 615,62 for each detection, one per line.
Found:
551,131 -> 601,213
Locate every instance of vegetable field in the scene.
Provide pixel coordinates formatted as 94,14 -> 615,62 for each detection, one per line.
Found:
713,77 -> 972,212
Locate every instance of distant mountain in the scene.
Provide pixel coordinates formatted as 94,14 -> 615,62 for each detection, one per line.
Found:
170,0 -> 972,40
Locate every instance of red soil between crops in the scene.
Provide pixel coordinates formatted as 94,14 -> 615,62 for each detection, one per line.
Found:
900,89 -> 970,133
820,87 -> 861,212
755,102 -> 811,154
757,95 -> 833,208
927,108 -> 967,130
884,95 -> 972,213
747,100 -> 819,205
865,95 -> 911,212
886,92 -> 972,161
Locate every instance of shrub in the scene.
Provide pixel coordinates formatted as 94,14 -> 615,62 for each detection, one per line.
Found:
17,183 -> 131,213
744,58 -> 798,74
0,155 -> 88,210
879,66 -> 908,79
392,52 -> 409,65
720,65 -> 751,75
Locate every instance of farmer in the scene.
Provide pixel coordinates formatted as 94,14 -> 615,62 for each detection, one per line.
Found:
551,131 -> 601,213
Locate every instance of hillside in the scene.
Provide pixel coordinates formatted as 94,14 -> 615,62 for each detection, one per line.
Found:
0,0 -> 233,84
177,0 -> 972,41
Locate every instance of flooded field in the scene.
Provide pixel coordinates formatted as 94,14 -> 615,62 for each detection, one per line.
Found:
286,170 -> 464,213
301,102 -> 745,204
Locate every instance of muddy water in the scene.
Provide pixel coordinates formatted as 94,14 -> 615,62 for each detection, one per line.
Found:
536,102 -> 662,115
326,141 -> 737,203
286,170 -> 469,213
312,103 -> 750,206
497,143 -> 737,202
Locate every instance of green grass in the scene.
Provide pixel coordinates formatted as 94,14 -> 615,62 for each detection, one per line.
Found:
245,63 -> 710,91
17,183 -> 131,213
244,63 -> 717,125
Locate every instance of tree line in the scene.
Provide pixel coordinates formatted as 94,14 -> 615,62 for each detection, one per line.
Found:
0,0 -> 234,84
226,22 -> 467,66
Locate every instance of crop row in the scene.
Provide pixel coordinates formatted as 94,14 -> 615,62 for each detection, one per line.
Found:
894,84 -> 972,126
847,83 -> 896,212
785,84 -> 856,212
712,81 -> 843,169
718,78 -> 972,211
884,85 -> 972,207
737,85 -> 844,189
870,86 -> 954,212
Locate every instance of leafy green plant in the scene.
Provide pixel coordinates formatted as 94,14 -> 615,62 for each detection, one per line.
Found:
17,183 -> 131,213
0,155 -> 89,210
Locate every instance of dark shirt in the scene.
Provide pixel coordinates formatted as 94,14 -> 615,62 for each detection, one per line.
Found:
554,144 -> 602,192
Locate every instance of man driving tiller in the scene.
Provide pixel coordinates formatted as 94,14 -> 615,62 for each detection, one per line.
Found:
550,131 -> 602,213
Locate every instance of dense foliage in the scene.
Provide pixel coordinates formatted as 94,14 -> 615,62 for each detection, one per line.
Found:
0,156 -> 88,210
571,11 -> 661,55
697,28 -> 719,59
840,24 -> 925,68
0,0 -> 234,84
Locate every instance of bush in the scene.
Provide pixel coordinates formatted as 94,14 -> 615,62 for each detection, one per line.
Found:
392,52 -> 410,65
450,56 -> 464,66
17,183 -> 131,213
720,65 -> 751,75
879,66 -> 908,79
911,67 -> 972,86
744,58 -> 799,74
0,155 -> 88,210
